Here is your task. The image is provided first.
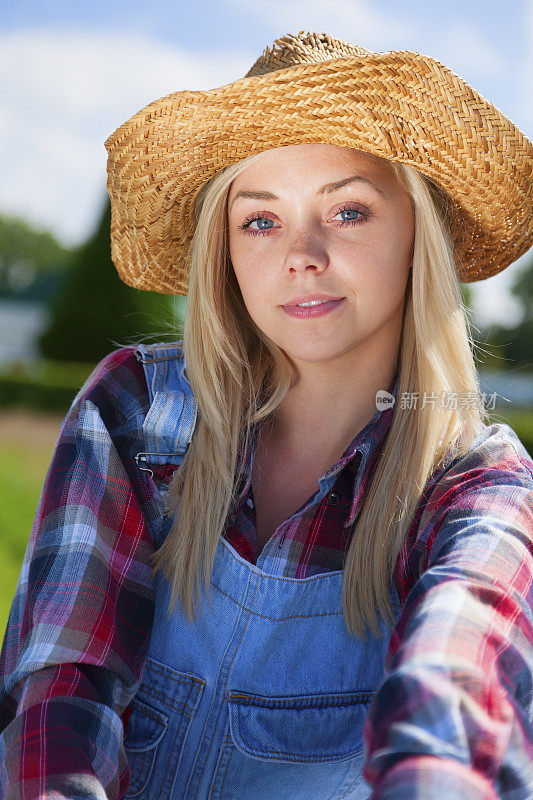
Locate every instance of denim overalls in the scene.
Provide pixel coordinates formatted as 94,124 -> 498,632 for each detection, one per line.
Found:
126,344 -> 402,800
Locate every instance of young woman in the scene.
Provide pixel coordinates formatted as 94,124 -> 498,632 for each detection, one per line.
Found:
1,32 -> 532,800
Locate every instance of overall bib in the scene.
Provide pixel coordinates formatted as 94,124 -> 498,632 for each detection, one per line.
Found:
123,537 -> 401,800
125,343 -> 402,799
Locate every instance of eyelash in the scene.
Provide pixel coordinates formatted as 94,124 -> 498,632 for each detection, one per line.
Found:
237,204 -> 371,236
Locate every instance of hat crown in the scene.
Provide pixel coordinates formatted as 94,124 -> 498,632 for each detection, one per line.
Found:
245,31 -> 372,78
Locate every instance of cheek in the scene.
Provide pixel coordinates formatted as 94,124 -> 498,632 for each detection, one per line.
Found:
230,260 -> 265,319
338,238 -> 410,306
230,243 -> 277,308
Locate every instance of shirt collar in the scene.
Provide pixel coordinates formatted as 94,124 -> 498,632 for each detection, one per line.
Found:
233,368 -> 399,523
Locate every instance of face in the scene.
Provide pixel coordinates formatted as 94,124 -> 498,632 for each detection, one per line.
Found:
227,144 -> 415,370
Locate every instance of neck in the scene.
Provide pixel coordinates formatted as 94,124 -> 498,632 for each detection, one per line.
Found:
269,337 -> 399,466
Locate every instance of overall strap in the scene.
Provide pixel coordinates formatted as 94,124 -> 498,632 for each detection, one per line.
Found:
134,341 -> 197,467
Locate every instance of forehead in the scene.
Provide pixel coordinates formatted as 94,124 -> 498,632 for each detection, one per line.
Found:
228,143 -> 397,194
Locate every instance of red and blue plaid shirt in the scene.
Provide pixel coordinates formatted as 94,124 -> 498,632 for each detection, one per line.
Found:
1,343 -> 532,799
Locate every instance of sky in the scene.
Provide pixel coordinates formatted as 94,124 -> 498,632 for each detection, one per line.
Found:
1,0 -> 532,327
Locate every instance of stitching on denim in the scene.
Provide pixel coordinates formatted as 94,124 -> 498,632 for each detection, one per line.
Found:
227,691 -> 374,707
142,358 -> 160,453
338,764 -> 365,797
228,699 -> 372,760
139,682 -> 200,713
209,734 -> 234,800
230,698 -> 366,762
191,572 -> 261,799
221,539 -> 403,597
211,576 -> 401,615
134,342 -> 183,364
146,658 -> 206,690
209,581 -> 343,618
176,390 -> 190,451
124,702 -> 167,796
182,383 -> 198,446
160,680 -> 196,795
182,567 -> 255,799
150,357 -> 169,453
138,664 -> 205,713
124,699 -> 168,745
126,749 -> 149,795
231,723 -> 363,763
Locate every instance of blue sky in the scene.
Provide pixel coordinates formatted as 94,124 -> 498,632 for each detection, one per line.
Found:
1,0 -> 531,325
0,0 -> 524,64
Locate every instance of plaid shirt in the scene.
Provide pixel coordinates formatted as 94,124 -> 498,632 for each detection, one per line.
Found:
1,343 -> 532,800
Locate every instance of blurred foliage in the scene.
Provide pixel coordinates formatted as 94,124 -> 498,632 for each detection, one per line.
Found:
0,360 -> 94,413
460,283 -> 472,309
0,419 -> 63,637
474,253 -> 533,373
39,199 -> 182,363
0,214 -> 74,297
511,255 -> 533,314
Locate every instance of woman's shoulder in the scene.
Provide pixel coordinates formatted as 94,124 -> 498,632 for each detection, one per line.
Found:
397,421 -> 533,598
415,420 -> 533,543
442,420 -> 533,490
68,340 -> 195,468
72,340 -> 186,420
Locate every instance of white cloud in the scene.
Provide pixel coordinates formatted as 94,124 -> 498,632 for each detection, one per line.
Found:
523,0 -> 533,129
0,27 -> 252,244
223,0 -> 414,50
439,23 -> 505,78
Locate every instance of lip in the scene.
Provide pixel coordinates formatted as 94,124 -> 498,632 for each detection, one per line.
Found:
281,295 -> 345,319
282,293 -> 344,307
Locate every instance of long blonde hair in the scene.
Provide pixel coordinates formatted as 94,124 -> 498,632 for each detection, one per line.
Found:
151,148 -> 487,637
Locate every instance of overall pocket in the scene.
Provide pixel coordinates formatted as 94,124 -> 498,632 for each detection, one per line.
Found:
123,657 -> 206,799
210,689 -> 373,800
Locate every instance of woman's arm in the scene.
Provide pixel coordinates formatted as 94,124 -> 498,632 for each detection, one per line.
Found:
364,430 -> 533,800
0,349 -> 157,800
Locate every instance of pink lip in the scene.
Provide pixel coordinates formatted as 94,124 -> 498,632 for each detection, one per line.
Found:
283,293 -> 343,306
281,295 -> 345,319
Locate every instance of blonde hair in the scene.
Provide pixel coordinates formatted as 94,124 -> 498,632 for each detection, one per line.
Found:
151,149 -> 487,638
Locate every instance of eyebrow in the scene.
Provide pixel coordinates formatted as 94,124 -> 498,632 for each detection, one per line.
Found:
229,174 -> 386,211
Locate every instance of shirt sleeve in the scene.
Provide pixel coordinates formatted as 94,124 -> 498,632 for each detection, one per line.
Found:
363,432 -> 533,800
0,349 -> 157,800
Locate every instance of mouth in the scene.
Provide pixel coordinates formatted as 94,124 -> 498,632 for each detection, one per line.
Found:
281,295 -> 345,319
282,294 -> 344,308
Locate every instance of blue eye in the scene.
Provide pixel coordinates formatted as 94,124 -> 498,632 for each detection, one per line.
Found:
250,217 -> 274,230
238,214 -> 277,236
340,209 -> 359,220
332,206 -> 369,225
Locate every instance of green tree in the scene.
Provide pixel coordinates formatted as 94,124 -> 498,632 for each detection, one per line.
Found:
0,215 -> 73,295
39,199 -> 179,363
509,255 -> 533,318
477,254 -> 533,372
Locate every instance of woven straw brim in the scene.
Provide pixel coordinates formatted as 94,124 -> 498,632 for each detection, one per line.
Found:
105,51 -> 533,294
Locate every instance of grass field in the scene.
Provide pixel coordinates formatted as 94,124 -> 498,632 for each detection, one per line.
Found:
0,406 -> 532,639
0,410 -> 63,637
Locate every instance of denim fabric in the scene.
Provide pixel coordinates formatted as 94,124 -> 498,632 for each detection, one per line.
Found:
122,537 -> 401,799
134,342 -> 197,467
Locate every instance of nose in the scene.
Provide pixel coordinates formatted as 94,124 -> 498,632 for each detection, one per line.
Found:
283,229 -> 329,275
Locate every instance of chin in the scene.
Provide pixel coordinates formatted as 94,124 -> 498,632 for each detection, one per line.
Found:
284,344 -> 350,364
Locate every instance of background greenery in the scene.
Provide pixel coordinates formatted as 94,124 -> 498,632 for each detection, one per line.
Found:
0,420 -> 60,636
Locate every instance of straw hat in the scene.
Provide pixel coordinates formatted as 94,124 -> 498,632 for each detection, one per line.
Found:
105,31 -> 533,295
